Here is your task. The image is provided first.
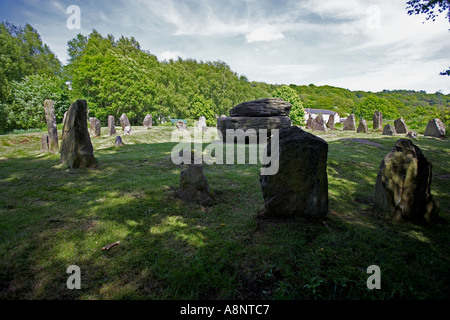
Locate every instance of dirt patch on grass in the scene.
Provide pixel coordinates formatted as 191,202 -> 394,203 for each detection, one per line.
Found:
340,138 -> 383,148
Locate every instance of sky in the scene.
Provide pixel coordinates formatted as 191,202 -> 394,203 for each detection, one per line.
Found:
1,0 -> 449,94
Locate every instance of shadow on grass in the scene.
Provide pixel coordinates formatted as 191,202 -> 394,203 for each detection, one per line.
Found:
0,138 -> 449,300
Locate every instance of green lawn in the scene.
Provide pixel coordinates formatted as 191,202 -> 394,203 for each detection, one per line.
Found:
0,125 -> 449,300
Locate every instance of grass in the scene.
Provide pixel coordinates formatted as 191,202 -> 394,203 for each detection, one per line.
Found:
0,124 -> 449,300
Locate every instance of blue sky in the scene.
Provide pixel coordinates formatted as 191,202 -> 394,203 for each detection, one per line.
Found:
1,0 -> 449,93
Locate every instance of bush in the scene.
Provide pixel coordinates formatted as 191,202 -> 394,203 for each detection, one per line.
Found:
7,74 -> 70,130
272,85 -> 305,126
353,95 -> 400,120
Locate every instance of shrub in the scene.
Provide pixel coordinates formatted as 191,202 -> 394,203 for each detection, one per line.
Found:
272,85 -> 305,126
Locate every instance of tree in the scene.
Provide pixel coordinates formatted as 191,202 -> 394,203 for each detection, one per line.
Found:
272,85 -> 305,126
353,95 -> 401,120
406,0 -> 450,22
0,22 -> 61,103
6,74 -> 69,130
406,1 -> 450,76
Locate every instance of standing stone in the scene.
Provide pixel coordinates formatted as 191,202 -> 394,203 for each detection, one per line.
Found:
41,134 -> 49,152
260,126 -> 328,220
176,121 -> 187,131
311,113 -> 328,132
326,114 -> 335,130
373,139 -> 438,223
119,113 -> 131,131
424,118 -> 446,138
305,115 -> 313,129
143,114 -> 152,129
382,124 -> 397,136
43,99 -> 59,154
108,115 -> 116,136
175,164 -> 212,206
115,136 -> 123,147
124,125 -> 132,135
217,116 -> 292,142
60,100 -> 96,168
343,114 -> 356,131
61,111 -> 68,142
198,116 -> 207,132
394,117 -> 408,134
357,118 -> 369,133
373,111 -> 383,131
89,117 -> 101,137
229,98 -> 291,117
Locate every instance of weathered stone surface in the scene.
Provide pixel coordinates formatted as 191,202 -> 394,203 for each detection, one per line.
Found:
124,125 -> 132,135
311,113 -> 328,131
89,117 -> 101,137
424,118 -> 446,138
326,114 -> 335,130
373,111 -> 383,131
343,114 -> 356,131
260,126 -> 328,219
119,113 -> 131,131
176,121 -> 187,131
373,139 -> 438,223
44,99 -> 59,154
217,116 -> 292,142
305,115 -> 313,129
41,134 -> 49,152
175,164 -> 212,206
178,150 -> 203,165
229,98 -> 292,117
394,117 -> 408,134
108,115 -> 116,136
357,118 -> 369,133
61,111 -> 69,141
406,131 -> 417,139
115,136 -> 123,147
382,124 -> 397,136
60,100 -> 96,168
198,116 -> 207,132
143,114 -> 152,129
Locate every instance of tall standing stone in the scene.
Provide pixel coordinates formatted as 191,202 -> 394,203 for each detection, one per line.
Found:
373,139 -> 438,223
60,100 -> 96,168
198,116 -> 207,132
43,99 -> 59,154
306,115 -> 313,129
143,114 -> 152,129
311,113 -> 328,132
260,126 -> 328,220
89,117 -> 101,137
394,117 -> 408,134
119,114 -> 131,131
41,134 -> 49,152
373,111 -> 383,131
343,114 -> 356,131
424,118 -> 446,138
326,114 -> 335,130
108,115 -> 116,136
357,118 -> 369,133
61,111 -> 68,142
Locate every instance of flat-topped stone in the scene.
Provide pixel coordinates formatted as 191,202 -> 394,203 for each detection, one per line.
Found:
229,98 -> 292,117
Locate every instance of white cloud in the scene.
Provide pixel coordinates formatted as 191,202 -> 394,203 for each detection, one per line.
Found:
245,25 -> 285,43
